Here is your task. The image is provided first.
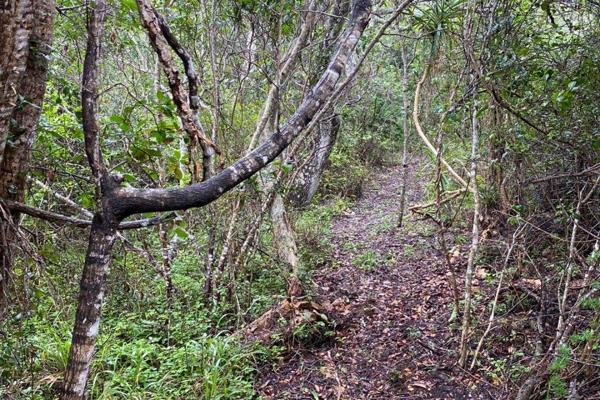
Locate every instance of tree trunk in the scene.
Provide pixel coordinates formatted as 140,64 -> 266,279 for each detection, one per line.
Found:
62,2 -> 112,398
397,38 -> 411,227
258,116 -> 304,297
62,216 -> 117,399
287,2 -> 350,208
0,0 -> 54,312
270,193 -> 302,296
0,0 -> 32,162
290,114 -> 340,207
458,80 -> 481,367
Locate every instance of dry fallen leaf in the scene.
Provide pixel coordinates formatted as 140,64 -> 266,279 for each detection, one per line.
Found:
410,381 -> 430,390
475,267 -> 488,279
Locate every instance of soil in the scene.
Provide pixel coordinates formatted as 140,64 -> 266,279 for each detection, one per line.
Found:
255,161 -> 500,399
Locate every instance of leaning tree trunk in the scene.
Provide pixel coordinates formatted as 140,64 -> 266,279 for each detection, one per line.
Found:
290,114 -> 340,207
216,1 -> 321,298
0,0 -> 54,313
288,1 -> 349,208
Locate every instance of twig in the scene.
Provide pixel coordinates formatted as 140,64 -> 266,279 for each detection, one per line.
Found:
470,225 -> 524,369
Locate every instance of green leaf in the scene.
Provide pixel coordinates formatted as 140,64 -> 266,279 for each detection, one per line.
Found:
172,226 -> 189,239
121,0 -> 137,12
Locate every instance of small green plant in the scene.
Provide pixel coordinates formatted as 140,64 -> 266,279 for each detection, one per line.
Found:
407,326 -> 422,339
295,197 -> 353,271
352,249 -> 380,271
454,234 -> 468,245
383,251 -> 397,266
342,241 -> 362,253
292,311 -> 336,347
544,344 -> 572,399
373,215 -> 395,235
486,356 -> 529,383
547,374 -> 569,398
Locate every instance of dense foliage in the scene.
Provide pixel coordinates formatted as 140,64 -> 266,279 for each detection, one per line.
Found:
1,0 -> 598,399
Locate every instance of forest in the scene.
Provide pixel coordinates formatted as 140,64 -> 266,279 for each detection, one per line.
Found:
1,0 -> 599,399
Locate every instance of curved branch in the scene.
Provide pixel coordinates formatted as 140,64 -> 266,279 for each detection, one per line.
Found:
152,8 -> 199,109
412,67 -> 470,190
110,0 -> 375,220
136,0 -> 219,182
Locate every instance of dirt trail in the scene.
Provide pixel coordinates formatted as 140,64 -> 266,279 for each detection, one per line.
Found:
256,161 -> 495,399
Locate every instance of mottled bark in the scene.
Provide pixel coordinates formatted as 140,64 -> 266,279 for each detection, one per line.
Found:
62,217 -> 116,400
62,2 -> 113,398
270,194 -> 302,296
290,114 -> 340,206
288,1 -> 349,207
0,0 -> 33,164
397,39 -> 411,227
458,3 -> 481,367
0,0 -> 54,312
458,79 -> 481,367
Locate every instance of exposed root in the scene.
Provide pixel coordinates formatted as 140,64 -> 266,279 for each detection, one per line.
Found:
237,298 -> 330,346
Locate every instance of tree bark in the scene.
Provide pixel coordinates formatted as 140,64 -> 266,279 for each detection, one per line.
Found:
288,2 -> 349,207
62,1 -> 115,398
0,0 -> 54,313
291,114 -> 340,206
458,77 -> 481,367
0,0 -> 32,163
270,193 -> 303,296
397,38 -> 411,227
62,216 -> 117,399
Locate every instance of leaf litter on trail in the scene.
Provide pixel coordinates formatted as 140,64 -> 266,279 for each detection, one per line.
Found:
255,163 -> 497,399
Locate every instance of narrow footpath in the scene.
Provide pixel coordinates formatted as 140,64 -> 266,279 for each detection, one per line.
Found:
256,160 -> 496,399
